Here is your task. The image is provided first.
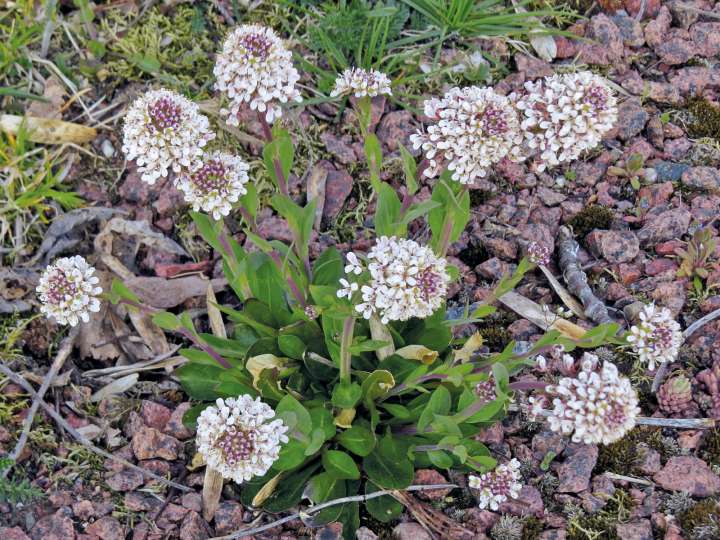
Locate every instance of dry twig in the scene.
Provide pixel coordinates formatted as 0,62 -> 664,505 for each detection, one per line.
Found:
2,325 -> 79,479
0,363 -> 191,492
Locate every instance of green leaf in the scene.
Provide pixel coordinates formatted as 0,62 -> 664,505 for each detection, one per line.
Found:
337,425 -> 376,457
360,370 -> 395,402
363,434 -> 414,489
427,450 -> 453,469
332,381 -> 363,409
175,363 -> 223,400
310,407 -> 336,441
248,255 -> 292,324
304,473 -> 346,525
417,385 -> 452,433
322,450 -> 360,480
374,183 -> 402,237
262,463 -> 320,512
109,278 -> 140,304
276,394 -> 312,435
190,211 -> 224,254
399,144 -> 418,195
365,481 -> 403,522
273,438 -> 307,470
240,183 -> 259,218
130,53 -> 160,73
428,175 -> 470,252
278,334 -> 306,359
181,402 -> 210,430
263,135 -> 294,191
364,134 -> 383,193
312,247 -> 345,286
151,311 -> 182,331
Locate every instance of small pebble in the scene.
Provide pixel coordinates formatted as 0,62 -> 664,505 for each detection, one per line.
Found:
101,139 -> 115,158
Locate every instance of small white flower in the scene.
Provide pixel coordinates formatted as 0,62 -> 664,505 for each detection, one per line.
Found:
36,256 -> 103,326
535,354 -> 640,445
344,252 -> 363,275
214,25 -> 302,125
627,304 -> 683,371
468,459 -> 523,511
337,278 -> 359,299
175,152 -> 250,220
122,88 -> 215,185
511,71 -> 617,172
331,68 -> 392,98
410,86 -> 525,184
196,395 -> 289,483
342,237 -> 450,323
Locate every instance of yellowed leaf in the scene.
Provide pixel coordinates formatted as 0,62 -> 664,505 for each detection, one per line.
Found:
206,283 -> 226,338
188,451 -> 207,471
246,354 -> 286,388
453,331 -> 484,363
252,472 -> 283,507
0,114 -> 96,144
369,314 -> 395,360
396,345 -> 438,365
334,407 -> 356,428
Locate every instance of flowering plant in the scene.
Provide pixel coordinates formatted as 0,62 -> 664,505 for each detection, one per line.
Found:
38,23 -> 628,537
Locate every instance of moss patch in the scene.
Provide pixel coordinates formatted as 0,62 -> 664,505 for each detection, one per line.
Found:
567,204 -> 614,239
567,489 -> 634,540
678,499 -> 720,535
595,427 -> 664,475
687,98 -> 720,140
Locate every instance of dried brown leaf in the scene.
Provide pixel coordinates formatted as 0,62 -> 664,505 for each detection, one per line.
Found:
0,114 -> 96,144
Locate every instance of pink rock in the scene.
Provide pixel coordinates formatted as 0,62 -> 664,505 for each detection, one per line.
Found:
644,6 -> 672,47
376,110 -> 415,152
413,469 -> 452,500
586,230 -> 640,264
618,263 -> 642,285
131,426 -> 182,461
653,456 -> 720,496
164,402 -> 195,440
140,401 -> 172,430
72,500 -> 96,520
498,485 -> 544,517
30,510 -> 76,540
655,240 -> 684,256
106,469 -> 144,492
85,517 -> 124,540
180,493 -> 202,513
644,258 -> 678,277
681,166 -> 720,193
616,519 -> 652,540
0,527 -> 30,540
214,501 -> 245,535
179,511 -> 208,540
624,0 -> 661,19
690,22 -> 720,57
637,208 -> 691,246
556,443 -> 598,493
392,523 -> 432,540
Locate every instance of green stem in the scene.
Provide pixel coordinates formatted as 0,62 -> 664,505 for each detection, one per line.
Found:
339,316 -> 355,384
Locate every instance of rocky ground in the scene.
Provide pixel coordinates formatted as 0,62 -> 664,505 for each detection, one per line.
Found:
3,1 -> 720,539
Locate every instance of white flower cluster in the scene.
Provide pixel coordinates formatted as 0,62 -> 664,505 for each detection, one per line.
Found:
512,71 -> 617,172
196,395 -> 289,483
331,67 -> 392,98
176,152 -> 250,220
37,256 -> 102,327
468,459 -> 522,511
538,354 -> 640,445
411,71 -> 617,183
122,88 -> 215,185
214,24 -> 301,125
627,304 -> 683,371
337,237 -> 450,324
410,86 -> 524,184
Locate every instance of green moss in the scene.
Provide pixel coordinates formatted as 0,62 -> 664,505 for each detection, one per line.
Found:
470,188 -> 497,206
702,428 -> 720,464
678,499 -> 720,534
567,489 -> 634,540
478,326 -> 512,351
687,98 -> 720,140
99,5 -> 223,97
567,205 -> 614,239
595,427 -> 664,475
522,516 -> 545,540
458,241 -> 489,269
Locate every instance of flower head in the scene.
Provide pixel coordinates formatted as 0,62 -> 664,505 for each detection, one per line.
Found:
214,25 -> 301,125
511,71 -> 617,172
410,86 -> 524,184
468,459 -> 522,511
175,152 -> 250,220
340,237 -> 450,323
527,242 -> 551,266
626,304 -> 683,371
539,354 -> 640,445
122,89 -> 215,185
331,68 -> 392,98
36,256 -> 102,326
196,395 -> 289,483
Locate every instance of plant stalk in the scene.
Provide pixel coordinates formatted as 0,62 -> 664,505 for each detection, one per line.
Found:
339,316 -> 355,384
